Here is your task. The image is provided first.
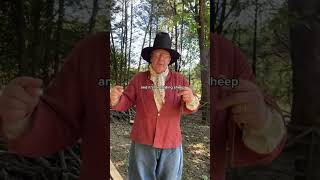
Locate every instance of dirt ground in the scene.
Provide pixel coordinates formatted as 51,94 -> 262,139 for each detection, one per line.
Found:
110,110 -> 210,180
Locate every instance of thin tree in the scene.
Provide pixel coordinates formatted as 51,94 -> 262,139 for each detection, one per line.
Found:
88,0 -> 99,33
123,0 -> 128,85
110,30 -> 118,84
14,0 -> 26,76
53,0 -> 65,75
30,0 -> 43,75
170,0 -> 179,72
197,0 -> 209,121
119,0 -> 125,85
217,0 -> 226,33
252,0 -> 259,75
126,0 -> 134,84
138,1 -> 154,72
180,0 -> 185,73
42,0 -> 55,84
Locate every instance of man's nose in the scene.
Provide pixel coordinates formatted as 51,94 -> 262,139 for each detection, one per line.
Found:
158,58 -> 166,64
159,54 -> 167,60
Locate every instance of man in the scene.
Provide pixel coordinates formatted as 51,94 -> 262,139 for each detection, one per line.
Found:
110,32 -> 200,180
0,32 -> 109,180
211,33 -> 287,179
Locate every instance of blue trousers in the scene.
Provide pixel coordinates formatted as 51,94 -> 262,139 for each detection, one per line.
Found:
128,142 -> 183,180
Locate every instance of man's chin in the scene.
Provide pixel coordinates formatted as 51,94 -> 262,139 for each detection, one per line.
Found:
154,69 -> 164,74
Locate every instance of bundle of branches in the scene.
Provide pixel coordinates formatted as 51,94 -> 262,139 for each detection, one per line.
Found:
0,142 -> 81,180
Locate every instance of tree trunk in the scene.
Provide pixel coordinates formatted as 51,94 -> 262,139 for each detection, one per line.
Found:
252,0 -> 258,75
289,1 -> 320,177
110,31 -> 118,84
289,2 -> 320,179
180,0 -> 185,55
212,0 -> 219,32
138,2 -> 153,72
30,0 -> 43,75
155,8 -> 159,32
173,0 -> 179,72
198,0 -> 209,122
53,0 -> 65,76
14,0 -> 26,76
289,0 -> 320,127
88,0 -> 99,34
119,0 -> 125,85
106,0 -> 111,32
149,13 -> 152,47
179,0 -> 185,73
123,0 -> 128,85
42,0 -> 54,85
217,0 -> 226,33
126,0 -> 133,84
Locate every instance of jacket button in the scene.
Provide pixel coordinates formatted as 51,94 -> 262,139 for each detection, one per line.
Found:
157,113 -> 160,116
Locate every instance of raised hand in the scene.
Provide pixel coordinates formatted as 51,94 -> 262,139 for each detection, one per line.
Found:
177,87 -> 195,104
110,85 -> 124,106
0,76 -> 43,140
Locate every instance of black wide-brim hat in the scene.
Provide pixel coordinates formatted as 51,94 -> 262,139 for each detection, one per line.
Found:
141,32 -> 180,65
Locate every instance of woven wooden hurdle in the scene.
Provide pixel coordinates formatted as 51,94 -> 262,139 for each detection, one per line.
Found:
110,160 -> 123,180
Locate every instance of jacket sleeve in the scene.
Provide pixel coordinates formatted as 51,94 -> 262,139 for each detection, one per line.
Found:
110,75 -> 137,112
242,105 -> 286,154
4,34 -> 95,157
232,42 -> 287,166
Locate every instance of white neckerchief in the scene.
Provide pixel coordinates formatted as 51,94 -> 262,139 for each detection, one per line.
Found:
149,64 -> 169,112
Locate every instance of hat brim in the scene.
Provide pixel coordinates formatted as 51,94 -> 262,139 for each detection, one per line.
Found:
141,47 -> 180,65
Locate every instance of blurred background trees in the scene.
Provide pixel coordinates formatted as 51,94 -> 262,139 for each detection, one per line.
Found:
0,0 -> 108,87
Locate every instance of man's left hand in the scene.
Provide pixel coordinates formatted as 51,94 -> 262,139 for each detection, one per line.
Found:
216,79 -> 270,131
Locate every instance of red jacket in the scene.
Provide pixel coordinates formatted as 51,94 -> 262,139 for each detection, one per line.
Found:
111,71 -> 198,148
0,32 -> 109,180
211,33 -> 287,179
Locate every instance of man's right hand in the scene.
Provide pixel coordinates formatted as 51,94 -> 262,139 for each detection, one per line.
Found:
110,86 -> 124,106
0,77 -> 43,140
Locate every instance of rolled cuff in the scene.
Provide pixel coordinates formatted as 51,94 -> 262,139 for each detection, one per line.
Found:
186,95 -> 200,111
242,105 -> 286,154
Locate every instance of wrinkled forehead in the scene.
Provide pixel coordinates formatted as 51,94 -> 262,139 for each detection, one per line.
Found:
152,49 -> 170,55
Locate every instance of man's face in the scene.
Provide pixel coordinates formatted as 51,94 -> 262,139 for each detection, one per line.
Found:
150,49 -> 171,74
